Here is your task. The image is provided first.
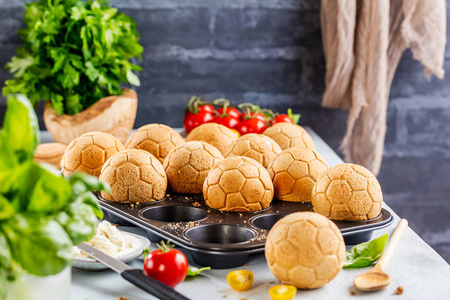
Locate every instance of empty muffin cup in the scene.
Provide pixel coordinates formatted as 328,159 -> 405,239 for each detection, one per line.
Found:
190,251 -> 250,269
139,205 -> 208,222
250,213 -> 289,231
185,224 -> 256,245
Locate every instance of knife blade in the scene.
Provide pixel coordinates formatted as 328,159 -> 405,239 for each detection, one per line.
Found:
78,242 -> 190,300
78,242 -> 132,273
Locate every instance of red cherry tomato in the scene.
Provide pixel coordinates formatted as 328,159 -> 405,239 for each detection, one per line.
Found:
143,241 -> 188,288
211,107 -> 241,129
240,111 -> 266,122
216,107 -> 241,120
200,104 -> 215,113
236,118 -> 267,135
272,114 -> 294,125
211,115 -> 240,129
184,104 -> 215,133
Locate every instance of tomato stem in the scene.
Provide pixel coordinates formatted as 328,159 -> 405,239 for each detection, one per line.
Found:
260,108 -> 275,120
157,240 -> 175,253
186,96 -> 205,114
212,98 -> 232,117
237,103 -> 258,120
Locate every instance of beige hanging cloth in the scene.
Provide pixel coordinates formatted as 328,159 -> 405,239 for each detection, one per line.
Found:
321,0 -> 446,175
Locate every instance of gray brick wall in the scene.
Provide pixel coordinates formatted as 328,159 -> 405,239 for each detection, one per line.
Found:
0,0 -> 449,262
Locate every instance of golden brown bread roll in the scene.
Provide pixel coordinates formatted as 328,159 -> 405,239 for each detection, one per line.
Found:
311,163 -> 383,221
223,133 -> 281,168
125,124 -> 184,164
99,149 -> 167,203
265,212 -> 345,289
34,143 -> 67,169
268,147 -> 328,202
61,131 -> 124,177
163,141 -> 223,194
203,156 -> 274,212
263,123 -> 315,150
185,123 -> 239,154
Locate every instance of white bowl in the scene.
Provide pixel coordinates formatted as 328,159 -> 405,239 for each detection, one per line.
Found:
72,233 -> 150,271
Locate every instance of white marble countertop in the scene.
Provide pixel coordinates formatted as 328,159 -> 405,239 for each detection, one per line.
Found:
41,128 -> 450,300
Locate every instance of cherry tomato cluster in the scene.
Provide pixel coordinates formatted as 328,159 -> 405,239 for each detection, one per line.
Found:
183,97 -> 300,136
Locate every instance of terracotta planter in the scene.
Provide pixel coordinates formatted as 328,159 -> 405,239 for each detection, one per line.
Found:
43,89 -> 137,144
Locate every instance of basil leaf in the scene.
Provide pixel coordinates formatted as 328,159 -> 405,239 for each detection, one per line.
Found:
0,195 -> 14,221
67,172 -> 110,196
1,215 -> 73,276
4,162 -> 41,212
186,266 -> 211,277
54,200 -> 99,246
27,164 -> 72,215
0,232 -> 12,270
344,234 -> 389,268
0,269 -> 7,300
3,94 -> 39,163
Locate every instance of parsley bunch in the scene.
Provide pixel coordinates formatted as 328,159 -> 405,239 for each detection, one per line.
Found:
3,0 -> 143,115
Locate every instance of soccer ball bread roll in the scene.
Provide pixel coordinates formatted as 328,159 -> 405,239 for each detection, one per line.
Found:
311,163 -> 383,221
268,147 -> 328,202
99,149 -> 167,203
263,123 -> 315,150
125,124 -> 184,164
223,133 -> 282,168
265,212 -> 345,289
185,123 -> 239,155
203,156 -> 274,212
163,141 -> 223,194
61,131 -> 124,177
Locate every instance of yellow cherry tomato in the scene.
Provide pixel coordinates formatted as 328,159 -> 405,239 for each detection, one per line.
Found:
226,270 -> 254,291
231,129 -> 241,138
269,285 -> 297,300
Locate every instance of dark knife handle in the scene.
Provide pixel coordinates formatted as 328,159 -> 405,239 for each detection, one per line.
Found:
121,269 -> 190,300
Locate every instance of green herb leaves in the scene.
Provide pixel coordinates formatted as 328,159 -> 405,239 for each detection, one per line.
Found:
3,0 -> 143,115
2,216 -> 73,277
186,266 -> 211,277
0,94 -> 107,298
287,108 -> 301,124
344,234 -> 389,268
2,94 -> 39,163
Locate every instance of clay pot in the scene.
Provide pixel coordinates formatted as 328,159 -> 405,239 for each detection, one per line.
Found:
43,89 -> 137,144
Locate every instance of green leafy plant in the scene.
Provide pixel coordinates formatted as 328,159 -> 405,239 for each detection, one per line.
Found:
3,0 -> 143,115
344,234 -> 389,268
0,94 -> 109,300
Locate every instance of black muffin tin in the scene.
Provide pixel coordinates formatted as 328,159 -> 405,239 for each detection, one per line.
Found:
99,193 -> 392,269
